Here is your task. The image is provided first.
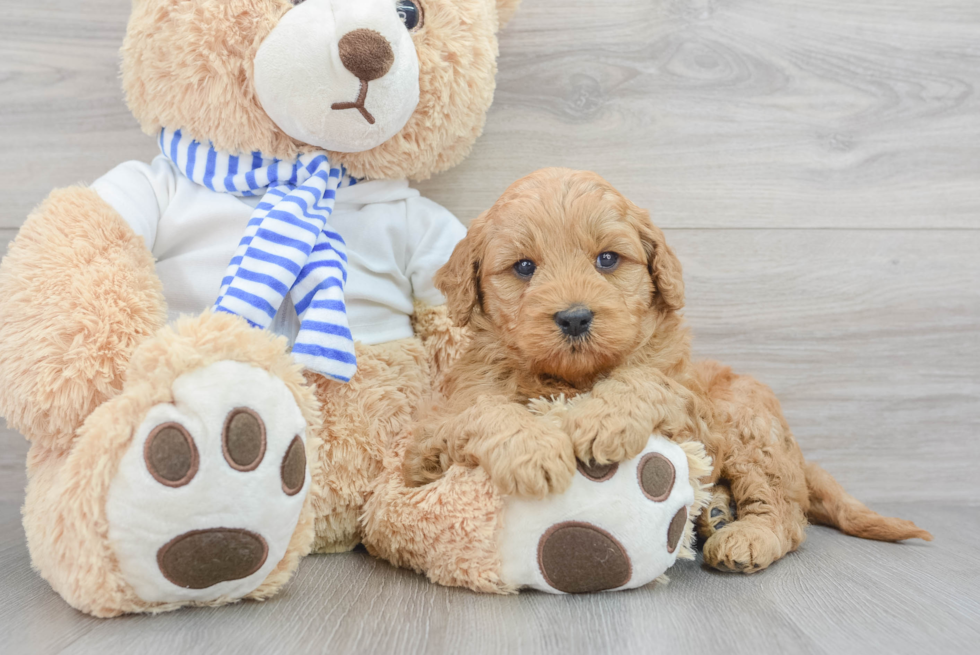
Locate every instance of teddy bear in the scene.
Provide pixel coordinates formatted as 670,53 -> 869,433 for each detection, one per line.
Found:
0,0 -> 522,617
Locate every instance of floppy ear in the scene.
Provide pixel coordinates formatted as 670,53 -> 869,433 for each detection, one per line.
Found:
629,206 -> 685,312
435,212 -> 488,326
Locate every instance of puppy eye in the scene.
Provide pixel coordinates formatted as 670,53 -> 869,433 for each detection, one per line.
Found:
596,252 -> 620,272
513,259 -> 537,279
290,0 -> 305,5
397,0 -> 424,31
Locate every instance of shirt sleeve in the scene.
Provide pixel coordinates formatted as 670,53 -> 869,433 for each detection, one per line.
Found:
90,156 -> 177,252
404,196 -> 468,306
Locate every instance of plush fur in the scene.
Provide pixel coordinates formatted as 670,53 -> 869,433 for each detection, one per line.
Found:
0,0 -> 520,615
0,187 -> 167,450
123,0 -> 516,181
404,168 -> 932,573
23,310 -> 322,617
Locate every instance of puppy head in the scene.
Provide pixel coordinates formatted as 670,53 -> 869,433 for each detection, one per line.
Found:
437,168 -> 684,384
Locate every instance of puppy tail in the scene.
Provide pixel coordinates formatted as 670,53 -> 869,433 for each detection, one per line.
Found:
804,462 -> 933,542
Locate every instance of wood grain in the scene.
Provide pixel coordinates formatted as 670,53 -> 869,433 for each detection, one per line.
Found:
419,0 -> 980,228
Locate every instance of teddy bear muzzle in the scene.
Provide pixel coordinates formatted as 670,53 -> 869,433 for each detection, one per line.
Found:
254,0 -> 421,153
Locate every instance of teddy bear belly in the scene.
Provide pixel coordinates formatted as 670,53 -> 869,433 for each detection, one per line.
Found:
497,435 -> 695,594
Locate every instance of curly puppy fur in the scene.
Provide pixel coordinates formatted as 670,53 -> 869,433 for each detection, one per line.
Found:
404,168 -> 932,573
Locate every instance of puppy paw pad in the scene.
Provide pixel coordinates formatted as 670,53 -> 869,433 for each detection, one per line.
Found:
281,436 -> 306,496
157,528 -> 269,589
638,452 -> 675,501
144,423 -> 199,488
537,522 -> 632,593
222,408 -> 266,471
576,459 -> 619,482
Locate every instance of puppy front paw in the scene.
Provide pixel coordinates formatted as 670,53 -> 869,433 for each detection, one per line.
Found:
484,427 -> 576,499
564,397 -> 652,465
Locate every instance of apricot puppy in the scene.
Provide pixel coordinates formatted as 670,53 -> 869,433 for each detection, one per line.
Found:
404,168 -> 932,573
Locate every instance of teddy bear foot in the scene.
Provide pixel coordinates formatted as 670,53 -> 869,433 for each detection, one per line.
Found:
105,360 -> 310,604
498,436 -> 703,594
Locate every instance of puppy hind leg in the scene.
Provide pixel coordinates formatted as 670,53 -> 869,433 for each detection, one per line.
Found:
702,457 -> 808,573
703,398 -> 809,572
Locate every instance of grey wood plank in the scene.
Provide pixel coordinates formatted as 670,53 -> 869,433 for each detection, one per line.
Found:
419,0 -> 980,228
0,500 -> 975,655
674,228 -> 980,503
1,1 -> 978,229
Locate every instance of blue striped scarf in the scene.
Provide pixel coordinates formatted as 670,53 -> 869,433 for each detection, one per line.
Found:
160,128 -> 358,382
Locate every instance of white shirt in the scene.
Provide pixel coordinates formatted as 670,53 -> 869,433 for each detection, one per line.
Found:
92,156 -> 465,345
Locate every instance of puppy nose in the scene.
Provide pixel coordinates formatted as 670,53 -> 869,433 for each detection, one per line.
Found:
337,29 -> 394,82
554,307 -> 594,338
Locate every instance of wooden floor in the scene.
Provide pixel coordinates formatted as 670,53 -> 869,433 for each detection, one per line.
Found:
1,0 -> 978,653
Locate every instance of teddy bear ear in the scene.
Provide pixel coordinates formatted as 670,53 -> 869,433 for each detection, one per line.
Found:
496,0 -> 522,29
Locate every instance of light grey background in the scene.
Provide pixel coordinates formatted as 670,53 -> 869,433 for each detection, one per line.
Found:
1,1 -> 978,653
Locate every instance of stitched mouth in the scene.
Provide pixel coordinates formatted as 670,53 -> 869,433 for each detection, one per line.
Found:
331,80 -> 375,125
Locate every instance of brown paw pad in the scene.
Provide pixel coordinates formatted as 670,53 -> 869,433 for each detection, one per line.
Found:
538,522 -> 632,593
144,423 -> 199,488
667,508 -> 687,553
157,528 -> 269,589
280,435 -> 306,496
637,452 -> 675,501
576,459 -> 619,482
223,408 -> 267,472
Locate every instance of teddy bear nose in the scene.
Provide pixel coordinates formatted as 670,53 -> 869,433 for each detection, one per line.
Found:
337,29 -> 395,82
554,306 -> 594,338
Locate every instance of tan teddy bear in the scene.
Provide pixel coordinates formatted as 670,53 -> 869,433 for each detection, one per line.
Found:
0,0 -> 521,617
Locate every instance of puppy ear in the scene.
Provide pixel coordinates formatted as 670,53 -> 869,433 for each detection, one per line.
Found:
435,212 -> 488,326
629,206 -> 685,312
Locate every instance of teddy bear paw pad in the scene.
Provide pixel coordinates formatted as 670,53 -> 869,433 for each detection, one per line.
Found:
105,360 -> 309,603
499,435 -> 695,594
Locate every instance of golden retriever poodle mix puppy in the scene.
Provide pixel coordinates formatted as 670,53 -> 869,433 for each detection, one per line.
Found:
403,167 -> 932,573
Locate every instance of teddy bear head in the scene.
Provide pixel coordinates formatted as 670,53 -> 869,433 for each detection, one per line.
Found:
121,0 -> 520,181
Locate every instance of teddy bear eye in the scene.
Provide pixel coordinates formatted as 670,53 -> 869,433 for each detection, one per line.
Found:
290,0 -> 305,5
397,0 -> 423,31
596,252 -> 620,272
513,259 -> 537,279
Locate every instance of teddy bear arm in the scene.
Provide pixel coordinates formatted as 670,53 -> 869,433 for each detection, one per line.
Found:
0,186 -> 167,450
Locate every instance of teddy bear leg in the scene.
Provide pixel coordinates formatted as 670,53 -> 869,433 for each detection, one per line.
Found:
0,186 -> 167,451
362,426 -> 512,594
23,311 -> 321,616
305,337 -> 431,553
